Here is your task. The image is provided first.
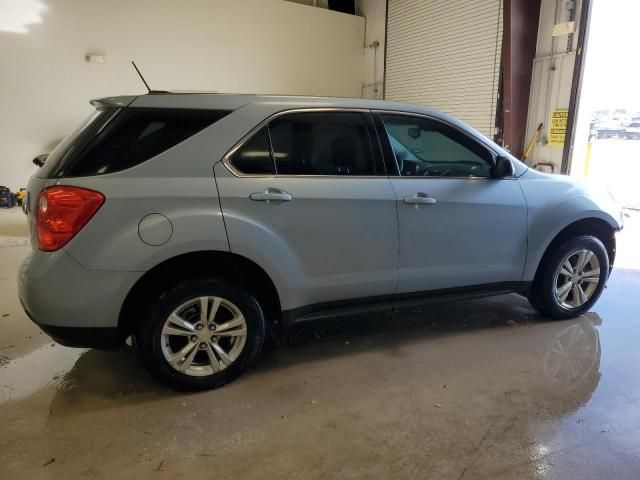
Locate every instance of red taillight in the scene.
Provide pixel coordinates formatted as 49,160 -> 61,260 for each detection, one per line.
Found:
36,186 -> 105,252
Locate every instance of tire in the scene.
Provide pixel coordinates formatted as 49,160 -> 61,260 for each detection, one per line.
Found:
136,277 -> 266,391
528,235 -> 610,320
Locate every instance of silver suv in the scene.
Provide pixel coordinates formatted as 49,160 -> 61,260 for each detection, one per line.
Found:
19,94 -> 623,390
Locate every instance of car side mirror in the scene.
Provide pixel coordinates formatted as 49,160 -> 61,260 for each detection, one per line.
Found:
33,154 -> 48,167
492,155 -> 515,178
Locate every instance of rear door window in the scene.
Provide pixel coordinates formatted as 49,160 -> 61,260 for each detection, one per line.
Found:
269,112 -> 382,176
227,127 -> 275,175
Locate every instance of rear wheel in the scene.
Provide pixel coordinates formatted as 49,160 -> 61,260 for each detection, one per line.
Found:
136,278 -> 265,391
529,235 -> 609,319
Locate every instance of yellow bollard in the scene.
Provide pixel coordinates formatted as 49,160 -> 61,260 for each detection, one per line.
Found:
583,142 -> 593,178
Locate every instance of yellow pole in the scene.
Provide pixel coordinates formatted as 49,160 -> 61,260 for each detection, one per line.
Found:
523,123 -> 543,161
583,142 -> 593,178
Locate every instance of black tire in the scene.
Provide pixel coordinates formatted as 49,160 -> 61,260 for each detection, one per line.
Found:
528,235 -> 610,320
136,277 -> 265,391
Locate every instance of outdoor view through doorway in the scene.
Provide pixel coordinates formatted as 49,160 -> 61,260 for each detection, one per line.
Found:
571,0 -> 640,211
570,0 -> 640,270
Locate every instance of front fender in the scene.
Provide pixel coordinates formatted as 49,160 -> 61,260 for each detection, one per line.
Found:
520,170 -> 623,281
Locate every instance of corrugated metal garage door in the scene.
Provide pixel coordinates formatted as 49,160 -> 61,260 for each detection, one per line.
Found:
385,0 -> 503,138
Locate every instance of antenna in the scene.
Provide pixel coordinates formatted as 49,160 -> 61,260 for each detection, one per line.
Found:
131,61 -> 151,93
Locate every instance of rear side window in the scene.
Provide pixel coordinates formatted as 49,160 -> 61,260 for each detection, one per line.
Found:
39,109 -> 116,178
58,108 -> 229,177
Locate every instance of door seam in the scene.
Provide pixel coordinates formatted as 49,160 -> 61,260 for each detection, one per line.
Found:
388,178 -> 401,294
212,165 -> 232,252
516,179 -> 530,282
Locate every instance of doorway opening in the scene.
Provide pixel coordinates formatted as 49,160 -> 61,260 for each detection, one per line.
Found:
569,0 -> 640,269
570,0 -> 640,211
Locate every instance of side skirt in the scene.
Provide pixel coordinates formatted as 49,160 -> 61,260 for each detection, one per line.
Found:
281,282 -> 531,328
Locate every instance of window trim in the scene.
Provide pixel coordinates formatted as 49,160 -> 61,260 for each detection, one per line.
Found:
222,108 -> 386,179
372,110 -> 515,180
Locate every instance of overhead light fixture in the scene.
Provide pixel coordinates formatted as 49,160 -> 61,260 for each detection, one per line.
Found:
0,0 -> 47,34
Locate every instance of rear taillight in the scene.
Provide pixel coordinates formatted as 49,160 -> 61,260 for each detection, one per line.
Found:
36,186 -> 105,252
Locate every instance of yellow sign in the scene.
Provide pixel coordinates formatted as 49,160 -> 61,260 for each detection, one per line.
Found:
549,109 -> 568,147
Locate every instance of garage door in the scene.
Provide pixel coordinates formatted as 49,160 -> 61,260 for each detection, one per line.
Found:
385,0 -> 503,138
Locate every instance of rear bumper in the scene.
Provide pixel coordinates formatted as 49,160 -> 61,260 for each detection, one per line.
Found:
21,301 -> 120,349
18,250 -> 141,350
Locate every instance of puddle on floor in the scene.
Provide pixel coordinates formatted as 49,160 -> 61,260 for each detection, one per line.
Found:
0,343 -> 85,403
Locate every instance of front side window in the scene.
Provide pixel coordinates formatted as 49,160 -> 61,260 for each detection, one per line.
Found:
269,112 -> 380,176
382,114 -> 492,178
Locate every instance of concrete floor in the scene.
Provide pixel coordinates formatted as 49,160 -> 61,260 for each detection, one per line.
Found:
1,207 -> 640,479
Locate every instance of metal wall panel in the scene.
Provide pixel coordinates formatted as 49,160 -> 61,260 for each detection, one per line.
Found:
524,0 -> 582,173
385,0 -> 503,137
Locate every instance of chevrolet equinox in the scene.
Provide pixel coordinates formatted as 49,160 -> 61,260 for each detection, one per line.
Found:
18,93 -> 623,390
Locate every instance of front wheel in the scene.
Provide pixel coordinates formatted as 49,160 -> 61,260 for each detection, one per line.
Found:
529,235 -> 610,319
136,278 -> 266,391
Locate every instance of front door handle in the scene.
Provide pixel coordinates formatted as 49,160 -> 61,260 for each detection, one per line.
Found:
403,192 -> 437,205
249,188 -> 292,202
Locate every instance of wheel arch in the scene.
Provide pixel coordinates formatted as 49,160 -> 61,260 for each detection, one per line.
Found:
531,217 -> 617,286
118,250 -> 282,342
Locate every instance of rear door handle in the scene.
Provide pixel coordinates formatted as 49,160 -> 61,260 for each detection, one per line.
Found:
403,192 -> 437,205
249,188 -> 292,202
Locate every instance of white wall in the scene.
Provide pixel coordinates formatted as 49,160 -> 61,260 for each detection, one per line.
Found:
0,0 -> 365,189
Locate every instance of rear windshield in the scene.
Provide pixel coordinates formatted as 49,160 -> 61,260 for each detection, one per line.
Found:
39,109 -> 116,178
42,108 -> 230,178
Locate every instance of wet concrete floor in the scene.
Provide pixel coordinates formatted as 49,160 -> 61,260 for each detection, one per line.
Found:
1,207 -> 640,479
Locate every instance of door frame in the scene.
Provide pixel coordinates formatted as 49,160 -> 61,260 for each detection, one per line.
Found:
561,0 -> 594,173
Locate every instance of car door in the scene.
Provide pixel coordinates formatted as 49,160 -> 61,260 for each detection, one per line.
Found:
374,112 -> 528,294
214,109 -> 399,311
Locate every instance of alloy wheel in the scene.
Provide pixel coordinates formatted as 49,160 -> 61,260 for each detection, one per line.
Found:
554,249 -> 601,309
160,296 -> 247,376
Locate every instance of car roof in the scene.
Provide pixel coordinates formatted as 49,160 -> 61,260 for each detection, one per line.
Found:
92,92 -> 448,117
